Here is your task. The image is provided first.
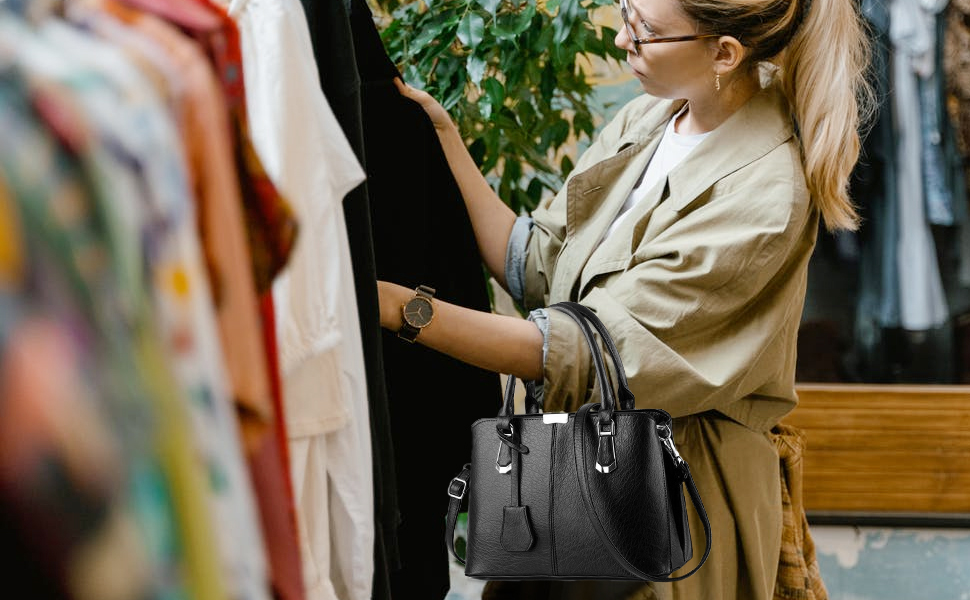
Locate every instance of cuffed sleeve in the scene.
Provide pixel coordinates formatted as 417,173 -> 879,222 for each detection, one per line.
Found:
527,307 -> 550,366
504,215 -> 534,306
526,308 -> 549,408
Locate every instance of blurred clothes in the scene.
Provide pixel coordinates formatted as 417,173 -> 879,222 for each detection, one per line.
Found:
888,0 -> 948,330
0,1 -> 349,598
0,50 -> 205,599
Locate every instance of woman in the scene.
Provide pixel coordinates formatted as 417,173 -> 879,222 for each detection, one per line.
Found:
377,0 -> 871,596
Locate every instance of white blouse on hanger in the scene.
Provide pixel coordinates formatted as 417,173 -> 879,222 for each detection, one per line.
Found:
228,1 -> 374,599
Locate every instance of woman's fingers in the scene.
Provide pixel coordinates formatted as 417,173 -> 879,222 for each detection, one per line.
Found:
394,77 -> 431,104
394,77 -> 421,100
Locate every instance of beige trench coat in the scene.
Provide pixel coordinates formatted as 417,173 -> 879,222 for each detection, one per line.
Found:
505,85 -> 819,600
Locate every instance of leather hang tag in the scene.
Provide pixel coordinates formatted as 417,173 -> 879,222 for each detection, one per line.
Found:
501,506 -> 536,552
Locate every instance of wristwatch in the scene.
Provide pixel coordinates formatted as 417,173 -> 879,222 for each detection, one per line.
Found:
398,285 -> 436,343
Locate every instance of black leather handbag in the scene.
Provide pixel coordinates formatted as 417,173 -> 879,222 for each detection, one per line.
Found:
445,301 -> 711,581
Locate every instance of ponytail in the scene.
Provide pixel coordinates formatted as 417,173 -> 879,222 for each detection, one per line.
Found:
680,0 -> 875,231
780,0 -> 875,231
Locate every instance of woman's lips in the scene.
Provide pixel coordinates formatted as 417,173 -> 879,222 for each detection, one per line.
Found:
628,63 -> 645,77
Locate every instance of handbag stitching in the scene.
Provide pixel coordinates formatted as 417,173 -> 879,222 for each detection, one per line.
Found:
548,422 -> 558,575
653,434 -> 679,576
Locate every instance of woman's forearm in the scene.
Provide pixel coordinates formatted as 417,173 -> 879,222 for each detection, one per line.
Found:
379,281 -> 543,382
434,122 -> 517,290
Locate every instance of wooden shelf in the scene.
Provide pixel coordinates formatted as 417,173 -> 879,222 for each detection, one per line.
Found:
785,384 -> 970,516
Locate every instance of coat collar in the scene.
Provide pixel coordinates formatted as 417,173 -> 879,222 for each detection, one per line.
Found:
554,85 -> 795,302
665,85 -> 794,212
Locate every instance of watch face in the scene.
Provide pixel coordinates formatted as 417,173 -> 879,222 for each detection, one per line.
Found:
403,296 -> 434,328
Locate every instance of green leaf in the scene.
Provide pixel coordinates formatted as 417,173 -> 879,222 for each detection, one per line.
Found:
493,3 -> 536,39
479,92 -> 493,119
374,0 -> 610,218
468,137 -> 486,164
560,154 -> 575,177
574,110 -> 594,138
540,119 -> 570,149
466,53 -> 487,85
540,63 -> 557,103
483,77 -> 505,110
475,0 -> 501,16
552,16 -> 572,45
457,12 -> 486,47
526,177 -> 544,204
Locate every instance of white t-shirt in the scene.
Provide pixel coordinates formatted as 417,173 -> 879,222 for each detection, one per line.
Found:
598,105 -> 709,245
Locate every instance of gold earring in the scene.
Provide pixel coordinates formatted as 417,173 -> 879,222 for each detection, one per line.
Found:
715,73 -> 721,92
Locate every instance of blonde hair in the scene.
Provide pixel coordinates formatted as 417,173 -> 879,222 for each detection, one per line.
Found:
681,0 -> 875,231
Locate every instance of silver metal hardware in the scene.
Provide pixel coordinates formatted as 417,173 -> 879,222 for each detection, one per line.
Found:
448,476 -> 467,500
595,419 -> 617,473
543,413 -> 568,424
596,419 -> 616,437
657,424 -> 685,467
495,423 -> 514,474
595,460 -> 616,474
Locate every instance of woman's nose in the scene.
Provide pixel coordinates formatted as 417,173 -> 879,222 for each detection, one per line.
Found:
615,24 -> 632,53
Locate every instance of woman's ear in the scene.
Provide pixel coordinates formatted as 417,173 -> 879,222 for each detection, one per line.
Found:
711,35 -> 746,77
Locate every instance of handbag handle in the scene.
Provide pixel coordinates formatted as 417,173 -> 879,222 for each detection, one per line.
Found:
497,303 -> 620,436
572,401 -> 712,581
551,302 -> 636,411
497,302 -> 635,429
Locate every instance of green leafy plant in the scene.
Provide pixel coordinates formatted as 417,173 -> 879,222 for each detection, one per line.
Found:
376,0 -> 624,214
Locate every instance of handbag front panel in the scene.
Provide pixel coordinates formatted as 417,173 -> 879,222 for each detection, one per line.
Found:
464,411 -> 681,579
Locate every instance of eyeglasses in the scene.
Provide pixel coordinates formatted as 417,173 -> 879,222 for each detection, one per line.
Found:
619,0 -> 721,56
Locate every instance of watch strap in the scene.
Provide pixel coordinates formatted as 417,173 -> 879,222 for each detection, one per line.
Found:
398,285 -> 436,343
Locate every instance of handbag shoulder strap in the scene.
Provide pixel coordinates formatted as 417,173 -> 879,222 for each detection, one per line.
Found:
572,402 -> 712,582
445,463 -> 471,566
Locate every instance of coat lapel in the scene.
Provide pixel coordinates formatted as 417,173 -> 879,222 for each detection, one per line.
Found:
569,87 -> 795,300
551,102 -> 679,301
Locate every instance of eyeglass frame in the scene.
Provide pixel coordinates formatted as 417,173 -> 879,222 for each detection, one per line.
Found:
619,0 -> 722,56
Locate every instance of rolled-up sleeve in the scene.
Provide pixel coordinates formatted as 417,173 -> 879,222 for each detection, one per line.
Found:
504,215 -> 534,307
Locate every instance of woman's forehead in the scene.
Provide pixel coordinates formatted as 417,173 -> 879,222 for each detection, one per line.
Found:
627,0 -> 684,25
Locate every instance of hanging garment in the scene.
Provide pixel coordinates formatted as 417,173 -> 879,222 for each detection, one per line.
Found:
853,0 -> 902,379
44,14 -> 272,600
58,5 -> 305,598
227,0 -> 375,598
83,0 -> 276,444
943,0 -> 970,287
944,0 -> 970,162
348,1 -> 503,598
889,0 -> 949,331
253,293 -> 309,600
0,40 -> 213,599
298,1 -> 400,596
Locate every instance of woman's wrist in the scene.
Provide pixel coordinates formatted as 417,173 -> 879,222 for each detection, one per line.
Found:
378,281 -> 406,331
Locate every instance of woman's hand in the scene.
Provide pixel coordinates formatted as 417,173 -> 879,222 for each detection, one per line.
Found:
394,77 -> 454,132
